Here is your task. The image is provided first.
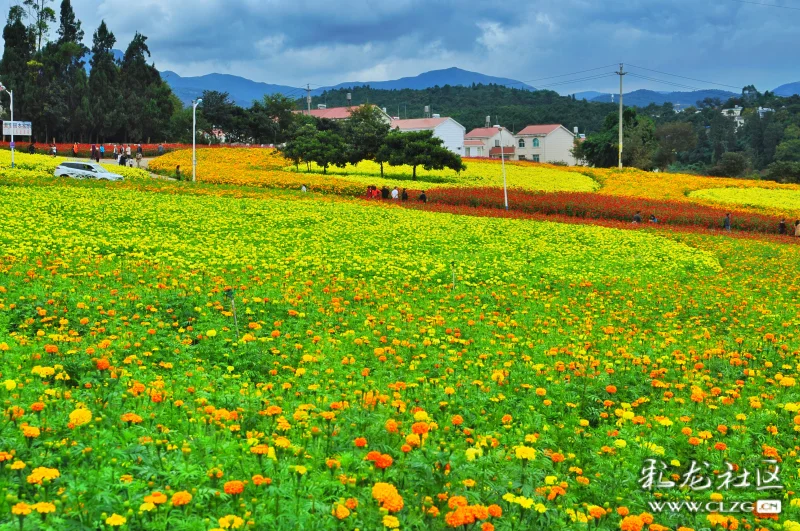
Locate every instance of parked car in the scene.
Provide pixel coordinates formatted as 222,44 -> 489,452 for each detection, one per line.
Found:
54,161 -> 124,181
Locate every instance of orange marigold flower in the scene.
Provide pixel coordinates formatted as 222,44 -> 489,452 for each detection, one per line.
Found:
345,498 -> 358,510
171,491 -> 192,506
451,415 -> 463,426
448,496 -> 469,509
605,385 -> 617,394
223,480 -> 245,495
332,503 -> 350,520
375,454 -> 393,469
620,515 -> 644,531
487,504 -> 502,517
481,524 -> 495,531
550,452 -> 565,463
354,437 -> 367,447
96,358 -> 110,370
31,402 -> 45,412
121,412 -> 143,424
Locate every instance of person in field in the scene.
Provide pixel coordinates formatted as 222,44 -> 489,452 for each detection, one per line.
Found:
632,211 -> 642,223
391,187 -> 399,200
779,219 -> 787,235
99,144 -> 105,159
649,214 -> 658,223
419,191 -> 427,203
795,220 -> 800,237
401,188 -> 408,201
723,213 -> 731,232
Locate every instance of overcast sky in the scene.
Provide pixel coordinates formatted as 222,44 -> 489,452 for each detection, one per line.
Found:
20,0 -> 800,93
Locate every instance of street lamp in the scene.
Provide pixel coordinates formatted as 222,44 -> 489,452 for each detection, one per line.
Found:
494,124 -> 508,210
0,83 -> 15,169
192,98 -> 203,182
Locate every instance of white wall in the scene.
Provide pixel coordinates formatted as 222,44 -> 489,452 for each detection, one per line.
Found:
515,127 -> 577,165
434,119 -> 466,155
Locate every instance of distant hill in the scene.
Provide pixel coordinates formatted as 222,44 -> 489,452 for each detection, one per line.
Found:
573,91 -> 607,101
160,71 -> 300,107
590,88 -> 738,107
160,67 -> 536,107
82,49 -> 124,73
323,67 -> 536,92
774,82 -> 800,97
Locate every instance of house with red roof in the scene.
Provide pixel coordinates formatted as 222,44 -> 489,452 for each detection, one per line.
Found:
390,117 -> 466,155
515,124 -> 578,165
463,126 -> 514,158
294,104 -> 392,124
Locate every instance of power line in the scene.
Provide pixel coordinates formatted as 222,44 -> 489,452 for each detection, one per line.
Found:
501,64 -> 621,88
535,73 -> 618,90
627,64 -> 742,90
627,73 -> 703,92
726,0 -> 800,10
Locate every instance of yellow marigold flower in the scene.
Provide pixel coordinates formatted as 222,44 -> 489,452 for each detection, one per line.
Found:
332,503 -> 350,520
105,514 -> 127,526
32,502 -> 56,514
139,502 -> 155,512
171,491 -> 192,506
69,408 -> 92,427
218,515 -> 244,529
383,515 -> 400,528
515,446 -> 536,460
12,502 -> 31,516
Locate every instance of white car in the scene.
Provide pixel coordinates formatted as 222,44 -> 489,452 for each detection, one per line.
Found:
54,161 -> 124,181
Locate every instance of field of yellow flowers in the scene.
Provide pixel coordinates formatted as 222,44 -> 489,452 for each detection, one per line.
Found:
0,165 -> 799,531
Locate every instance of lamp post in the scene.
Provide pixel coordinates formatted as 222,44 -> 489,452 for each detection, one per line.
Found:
192,98 -> 203,182
0,83 -> 14,168
494,124 -> 508,210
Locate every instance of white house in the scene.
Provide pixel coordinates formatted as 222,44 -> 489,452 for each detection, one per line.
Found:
463,126 -> 515,158
390,117 -> 466,155
721,106 -> 745,130
514,124 -> 578,165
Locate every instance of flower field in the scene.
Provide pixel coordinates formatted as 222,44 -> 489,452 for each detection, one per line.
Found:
0,150 -> 152,182
0,165 -> 799,531
689,188 -> 800,215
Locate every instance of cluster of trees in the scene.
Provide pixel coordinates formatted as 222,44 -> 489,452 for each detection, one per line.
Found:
577,87 -> 800,182
283,105 -> 465,179
187,90 -> 299,146
308,84 -> 618,135
0,0 -> 176,143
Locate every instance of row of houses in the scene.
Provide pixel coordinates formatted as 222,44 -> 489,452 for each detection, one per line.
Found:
299,105 -> 580,166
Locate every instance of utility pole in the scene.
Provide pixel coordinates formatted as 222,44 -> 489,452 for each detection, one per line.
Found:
616,63 -> 626,168
306,84 -> 311,115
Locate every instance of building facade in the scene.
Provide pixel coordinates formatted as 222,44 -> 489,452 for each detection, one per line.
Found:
390,117 -> 466,155
515,124 -> 578,165
463,126 -> 515,158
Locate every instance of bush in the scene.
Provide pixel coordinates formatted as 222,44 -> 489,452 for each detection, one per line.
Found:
765,161 -> 800,183
707,152 -> 749,178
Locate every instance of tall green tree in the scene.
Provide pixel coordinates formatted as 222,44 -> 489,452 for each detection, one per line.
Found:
396,130 -> 465,180
345,105 -> 391,170
88,21 -> 120,141
56,0 -> 81,44
23,0 -> 55,51
119,32 -> 172,142
653,122 -> 697,170
0,6 -> 34,122
574,108 -> 657,169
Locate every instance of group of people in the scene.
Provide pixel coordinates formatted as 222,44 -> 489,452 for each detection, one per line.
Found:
364,185 -> 427,203
778,218 -> 800,237
631,211 -> 658,224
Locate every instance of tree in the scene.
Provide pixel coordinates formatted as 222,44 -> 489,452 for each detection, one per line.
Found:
375,131 -> 406,177
708,152 -> 749,177
282,123 -> 316,170
654,122 -> 697,169
119,32 -> 172,142
56,0 -> 81,44
23,0 -> 55,51
573,108 -> 657,169
0,6 -> 34,121
345,105 -> 391,170
198,90 -> 237,137
88,21 -> 120,141
396,130 -> 465,180
250,94 -> 299,144
309,129 -> 349,174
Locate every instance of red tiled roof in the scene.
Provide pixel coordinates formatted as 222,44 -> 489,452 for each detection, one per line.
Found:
489,146 -> 515,156
301,107 -> 356,120
390,118 -> 448,130
464,139 -> 484,146
466,127 -> 504,138
517,124 -> 563,136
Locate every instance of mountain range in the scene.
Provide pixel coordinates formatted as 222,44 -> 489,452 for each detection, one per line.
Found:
85,55 -> 800,108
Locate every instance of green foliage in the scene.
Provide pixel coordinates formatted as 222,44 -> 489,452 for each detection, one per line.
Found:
765,161 -> 800,183
574,108 -> 657,169
707,152 -> 750,178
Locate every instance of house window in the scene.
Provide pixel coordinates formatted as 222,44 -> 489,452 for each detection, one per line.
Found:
532,155 -> 540,162
518,155 -> 526,160
533,138 -> 540,148
477,147 -> 483,156
494,139 -> 500,147
518,138 -> 525,148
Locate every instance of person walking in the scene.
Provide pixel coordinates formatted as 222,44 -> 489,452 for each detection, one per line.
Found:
126,144 -> 132,158
401,188 -> 408,201
175,165 -> 181,180
95,147 -> 100,163
99,144 -> 105,159
135,150 -> 142,168
391,186 -> 399,200
158,143 -> 165,156
72,142 -> 78,158
90,143 -> 96,160
137,144 -> 143,156
723,213 -> 731,232
779,218 -> 787,235
419,190 -> 428,203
